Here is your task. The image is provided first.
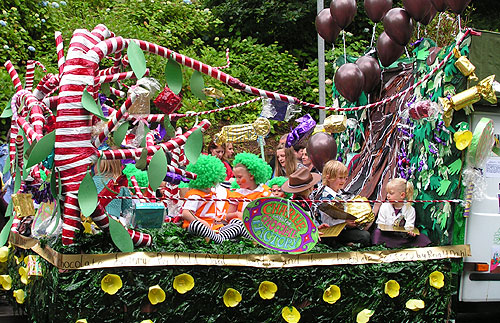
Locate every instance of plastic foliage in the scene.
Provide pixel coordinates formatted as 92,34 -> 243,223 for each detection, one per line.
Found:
258,281 -> 277,300
429,271 -> 444,289
281,306 -> 300,323
323,284 -> 341,304
13,289 -> 25,304
185,155 -> 226,189
406,299 -> 425,311
173,273 -> 194,294
356,309 -> 374,323
148,285 -> 166,305
232,152 -> 272,185
101,274 -> 123,295
223,288 -> 242,307
384,280 -> 400,298
0,275 -> 12,290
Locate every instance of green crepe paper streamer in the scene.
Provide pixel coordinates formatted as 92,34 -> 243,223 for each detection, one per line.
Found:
0,217 -> 14,246
135,148 -> 149,171
164,118 -> 175,138
78,171 -> 98,217
113,122 -> 129,147
184,128 -> 203,164
81,88 -> 108,121
26,130 -> 56,168
108,215 -> 134,253
2,154 -> 10,175
1,101 -> 12,118
127,40 -> 147,80
165,57 -> 183,95
467,118 -> 494,167
148,149 -> 167,191
190,70 -> 206,100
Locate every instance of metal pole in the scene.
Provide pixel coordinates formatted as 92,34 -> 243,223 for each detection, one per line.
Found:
317,0 -> 326,123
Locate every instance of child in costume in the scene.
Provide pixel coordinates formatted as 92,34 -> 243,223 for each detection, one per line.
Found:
268,176 -> 292,199
281,168 -> 321,219
181,155 -> 248,243
372,178 -> 431,248
227,153 -> 272,220
313,160 -> 371,247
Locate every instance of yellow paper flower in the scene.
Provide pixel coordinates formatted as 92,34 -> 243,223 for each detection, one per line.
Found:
323,284 -> 341,304
429,271 -> 444,289
13,289 -> 25,304
18,266 -> 29,285
140,320 -> 154,323
0,275 -> 12,290
281,306 -> 301,323
82,221 -> 93,234
0,246 -> 9,262
454,130 -> 473,150
75,320 -> 88,323
173,273 -> 194,294
406,299 -> 425,311
223,288 -> 242,307
148,285 -> 166,305
258,281 -> 278,300
384,280 -> 400,298
356,309 -> 374,323
101,274 -> 123,295
14,254 -> 24,265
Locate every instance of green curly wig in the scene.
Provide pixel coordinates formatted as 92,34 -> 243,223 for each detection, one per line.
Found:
186,154 -> 226,189
123,164 -> 148,188
232,152 -> 272,185
267,176 -> 292,198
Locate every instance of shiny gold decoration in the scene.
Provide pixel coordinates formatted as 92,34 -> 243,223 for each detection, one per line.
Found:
252,117 -> 271,136
11,193 -> 35,217
440,75 -> 497,127
215,117 -> 270,145
128,88 -> 151,115
345,196 -> 375,226
323,114 -> 347,133
453,48 -> 478,82
202,87 -> 225,99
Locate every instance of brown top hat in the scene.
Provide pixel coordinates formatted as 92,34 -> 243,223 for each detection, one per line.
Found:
281,167 -> 321,193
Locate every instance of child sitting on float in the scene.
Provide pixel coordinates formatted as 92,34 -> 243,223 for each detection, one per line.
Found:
181,155 -> 249,243
372,178 -> 431,248
313,160 -> 371,247
226,153 -> 273,220
281,167 -> 321,219
267,176 -> 292,199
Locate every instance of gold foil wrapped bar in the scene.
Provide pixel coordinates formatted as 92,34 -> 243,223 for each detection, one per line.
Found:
345,196 -> 375,225
323,114 -> 347,133
215,118 -> 271,145
11,193 -> 35,217
453,48 -> 478,81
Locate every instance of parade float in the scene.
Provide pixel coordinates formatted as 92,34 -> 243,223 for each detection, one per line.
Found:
0,0 -> 497,322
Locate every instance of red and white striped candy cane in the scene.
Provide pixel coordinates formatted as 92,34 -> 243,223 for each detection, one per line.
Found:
33,73 -> 59,101
55,31 -> 65,76
4,61 -> 23,93
24,60 -> 47,91
109,86 -> 126,98
130,175 -> 148,203
94,69 -> 150,85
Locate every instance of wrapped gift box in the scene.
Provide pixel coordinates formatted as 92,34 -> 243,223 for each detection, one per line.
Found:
132,202 -> 166,229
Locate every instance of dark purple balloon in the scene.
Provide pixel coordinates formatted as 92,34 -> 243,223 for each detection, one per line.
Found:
334,63 -> 365,102
356,56 -> 382,93
446,0 -> 471,14
376,32 -> 405,67
383,8 -> 414,46
403,0 -> 432,22
420,5 -> 437,25
430,0 -> 448,12
330,0 -> 357,29
306,133 -> 337,172
364,0 -> 393,23
315,9 -> 342,43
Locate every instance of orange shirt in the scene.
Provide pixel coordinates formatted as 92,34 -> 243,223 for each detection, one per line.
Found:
229,184 -> 271,212
182,186 -> 230,230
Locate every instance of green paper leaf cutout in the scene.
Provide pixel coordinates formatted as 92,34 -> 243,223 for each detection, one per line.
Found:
190,70 -> 206,100
108,215 -> 134,253
164,118 -> 175,138
101,82 -> 111,97
140,127 -> 150,148
1,101 -> 12,118
78,171 -> 98,217
14,167 -> 21,194
0,217 -> 14,246
127,40 -> 147,80
4,200 -> 12,218
448,159 -> 462,175
165,58 -> 183,95
135,148 -> 149,171
3,154 -> 10,175
113,122 -> 129,147
26,130 -> 56,168
436,180 -> 452,196
148,149 -> 167,191
82,88 -> 108,121
184,128 -> 203,164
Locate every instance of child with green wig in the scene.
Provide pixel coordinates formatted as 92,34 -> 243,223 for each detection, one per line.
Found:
181,154 -> 250,243
268,176 -> 292,199
227,152 -> 273,220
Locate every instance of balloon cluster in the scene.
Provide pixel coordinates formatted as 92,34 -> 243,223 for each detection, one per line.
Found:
315,0 -> 472,102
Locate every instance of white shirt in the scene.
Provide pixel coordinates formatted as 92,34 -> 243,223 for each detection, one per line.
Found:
319,186 -> 346,227
376,203 -> 416,230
